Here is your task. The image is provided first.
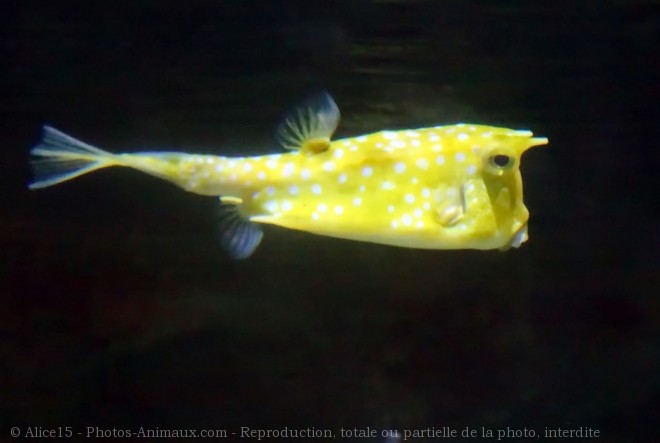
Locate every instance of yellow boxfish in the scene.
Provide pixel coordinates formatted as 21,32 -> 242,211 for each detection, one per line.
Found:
29,93 -> 547,259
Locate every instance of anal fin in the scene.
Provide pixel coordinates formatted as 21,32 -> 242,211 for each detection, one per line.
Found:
216,203 -> 263,260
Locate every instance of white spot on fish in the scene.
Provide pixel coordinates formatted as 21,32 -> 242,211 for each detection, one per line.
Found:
405,194 -> 415,204
402,214 -> 413,226
282,162 -> 295,177
381,181 -> 396,190
416,220 -> 424,228
423,202 -> 431,210
311,184 -> 322,195
391,140 -> 406,149
228,160 -> 237,168
383,131 -> 398,140
281,200 -> 293,211
266,159 -> 277,169
432,144 -> 443,152
388,205 -> 395,213
416,158 -> 428,170
215,163 -> 224,172
422,188 -> 431,198
334,206 -> 344,215
265,201 -> 278,212
243,163 -> 253,172
455,152 -> 466,162
333,149 -> 344,158
472,146 -> 480,154
411,139 -> 421,147
312,212 -> 320,220
394,162 -> 406,173
457,133 -> 468,141
317,203 -> 327,213
289,185 -> 299,195
467,165 -> 477,175
359,185 -> 366,192
361,166 -> 373,177
266,186 -> 275,195
482,131 -> 493,138
349,144 -> 359,151
436,155 -> 445,165
445,128 -> 456,134
429,134 -> 440,142
338,173 -> 347,184
229,173 -> 237,181
356,135 -> 368,142
391,220 -> 399,229
322,161 -> 335,172
411,177 -> 419,184
353,197 -> 362,206
301,169 -> 311,180
413,208 -> 423,218
405,130 -> 420,138
257,171 -> 266,180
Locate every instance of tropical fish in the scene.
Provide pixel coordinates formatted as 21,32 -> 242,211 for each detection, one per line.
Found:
28,93 -> 547,259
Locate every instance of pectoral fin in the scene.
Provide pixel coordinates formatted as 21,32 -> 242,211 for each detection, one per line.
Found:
432,180 -> 497,236
276,92 -> 340,154
215,202 -> 263,260
432,184 -> 465,227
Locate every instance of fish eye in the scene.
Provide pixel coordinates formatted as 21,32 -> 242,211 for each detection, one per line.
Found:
484,147 -> 517,176
490,154 -> 511,168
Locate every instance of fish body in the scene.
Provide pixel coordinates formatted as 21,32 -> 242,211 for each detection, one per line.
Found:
29,93 -> 547,258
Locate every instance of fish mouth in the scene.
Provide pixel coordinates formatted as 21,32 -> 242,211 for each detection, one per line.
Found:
499,223 -> 529,250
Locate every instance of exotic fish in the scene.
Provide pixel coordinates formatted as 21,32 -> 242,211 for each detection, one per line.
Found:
29,93 -> 547,259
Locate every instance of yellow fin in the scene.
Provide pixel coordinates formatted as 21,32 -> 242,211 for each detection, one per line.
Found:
432,185 -> 465,227
276,92 -> 340,153
220,196 -> 243,204
301,137 -> 331,154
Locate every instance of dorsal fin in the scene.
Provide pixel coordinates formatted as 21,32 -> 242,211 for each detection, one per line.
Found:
277,92 -> 340,153
215,202 -> 263,259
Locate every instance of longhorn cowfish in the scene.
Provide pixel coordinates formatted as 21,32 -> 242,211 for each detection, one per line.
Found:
28,93 -> 547,259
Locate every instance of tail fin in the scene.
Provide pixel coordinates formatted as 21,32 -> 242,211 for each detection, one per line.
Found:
29,126 -> 118,189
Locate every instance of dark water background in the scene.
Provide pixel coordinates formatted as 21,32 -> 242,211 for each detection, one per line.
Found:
2,1 -> 658,441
